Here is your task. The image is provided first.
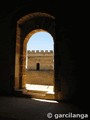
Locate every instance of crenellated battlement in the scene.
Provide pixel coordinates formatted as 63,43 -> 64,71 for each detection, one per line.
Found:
27,50 -> 53,54
27,50 -> 54,57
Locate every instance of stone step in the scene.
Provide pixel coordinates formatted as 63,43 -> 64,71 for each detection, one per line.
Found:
45,91 -> 55,100
14,89 -> 31,98
23,89 -> 55,100
14,88 -> 55,100
24,84 -> 55,99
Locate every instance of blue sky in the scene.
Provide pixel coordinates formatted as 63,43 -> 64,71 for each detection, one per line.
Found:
27,31 -> 54,51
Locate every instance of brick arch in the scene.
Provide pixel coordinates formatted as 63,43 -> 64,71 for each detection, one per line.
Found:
17,12 -> 55,40
17,12 -> 55,24
15,12 -> 56,94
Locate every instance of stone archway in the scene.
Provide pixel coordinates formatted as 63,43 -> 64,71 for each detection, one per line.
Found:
15,12 -> 57,99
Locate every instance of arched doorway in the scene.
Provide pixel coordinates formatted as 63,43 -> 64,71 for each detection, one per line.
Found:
15,12 -> 58,100
36,63 -> 40,71
25,30 -> 54,99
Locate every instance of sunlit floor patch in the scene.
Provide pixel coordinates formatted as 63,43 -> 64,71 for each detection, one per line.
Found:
32,98 -> 58,103
26,84 -> 54,93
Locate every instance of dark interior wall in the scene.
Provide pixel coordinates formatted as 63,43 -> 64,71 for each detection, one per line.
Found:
0,15 -> 15,94
0,0 -> 88,113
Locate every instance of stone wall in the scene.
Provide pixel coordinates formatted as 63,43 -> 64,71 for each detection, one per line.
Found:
26,70 -> 54,85
27,50 -> 54,70
25,50 -> 54,85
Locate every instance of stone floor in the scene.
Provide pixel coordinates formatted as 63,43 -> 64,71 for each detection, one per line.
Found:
0,96 -> 86,120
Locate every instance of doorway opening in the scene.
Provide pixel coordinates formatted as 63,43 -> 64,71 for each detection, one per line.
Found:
14,12 -> 59,100
25,30 -> 55,99
36,63 -> 40,70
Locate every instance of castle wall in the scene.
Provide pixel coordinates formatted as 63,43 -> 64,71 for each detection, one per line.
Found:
26,70 -> 54,85
27,50 -> 54,70
25,50 -> 54,85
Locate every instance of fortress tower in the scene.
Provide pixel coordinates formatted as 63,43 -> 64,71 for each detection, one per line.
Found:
26,50 -> 54,70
